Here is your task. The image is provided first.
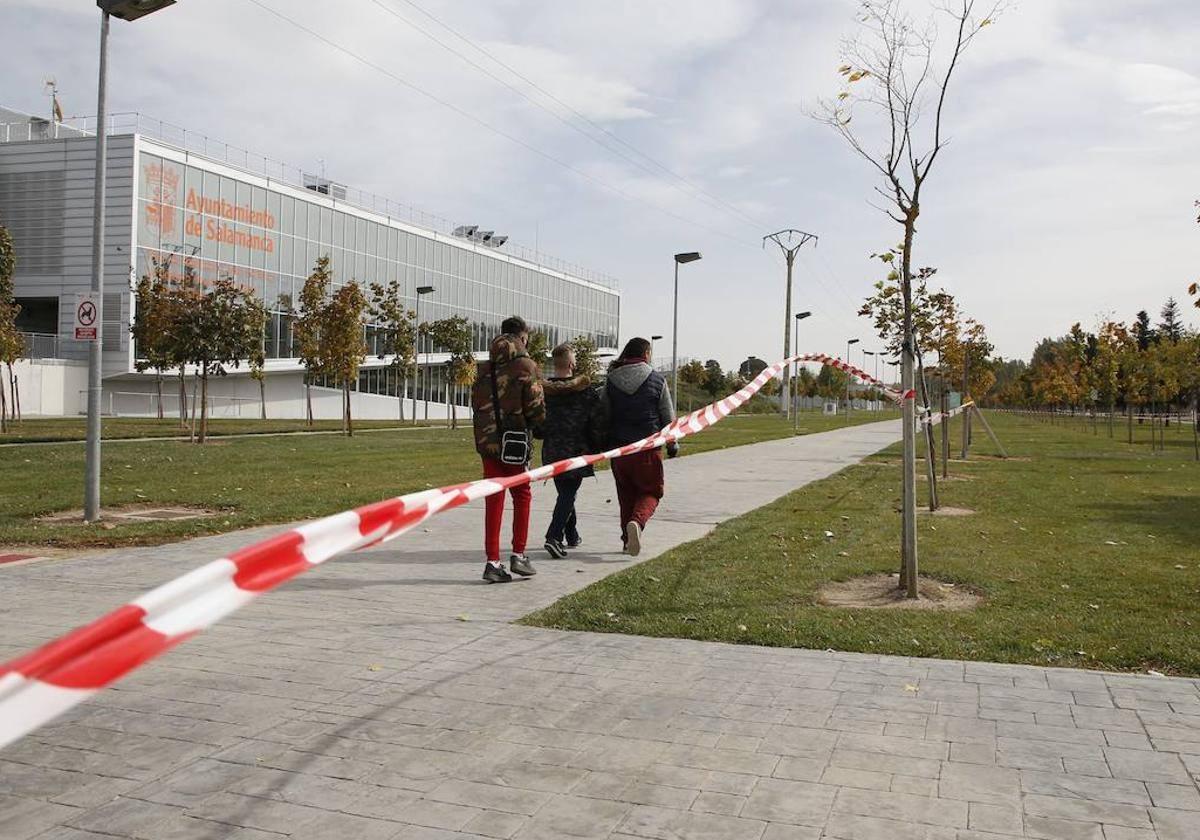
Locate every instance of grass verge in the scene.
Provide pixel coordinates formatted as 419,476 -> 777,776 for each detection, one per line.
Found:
1,411 -> 890,549
522,412 -> 1200,676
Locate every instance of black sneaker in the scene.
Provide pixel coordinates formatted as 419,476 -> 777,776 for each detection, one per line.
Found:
482,563 -> 512,583
509,554 -> 536,576
566,535 -> 583,549
544,539 -> 567,559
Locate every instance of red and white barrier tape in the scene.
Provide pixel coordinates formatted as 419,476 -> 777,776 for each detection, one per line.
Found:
0,353 -> 903,749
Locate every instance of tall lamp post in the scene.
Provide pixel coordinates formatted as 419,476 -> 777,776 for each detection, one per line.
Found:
84,0 -> 177,523
763,229 -> 818,419
863,350 -> 876,410
650,334 -> 663,363
413,285 -> 435,424
845,338 -> 860,414
671,252 -> 701,410
792,311 -> 811,432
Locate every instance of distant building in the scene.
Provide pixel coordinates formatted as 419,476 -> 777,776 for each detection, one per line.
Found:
0,107 -> 620,418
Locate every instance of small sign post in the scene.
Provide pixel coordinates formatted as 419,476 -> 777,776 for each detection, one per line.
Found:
74,293 -> 99,341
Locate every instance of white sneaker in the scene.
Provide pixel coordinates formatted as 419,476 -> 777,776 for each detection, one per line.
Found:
625,521 -> 642,557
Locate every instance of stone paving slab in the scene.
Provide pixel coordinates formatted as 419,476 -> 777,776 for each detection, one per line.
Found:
2,419 -> 1199,839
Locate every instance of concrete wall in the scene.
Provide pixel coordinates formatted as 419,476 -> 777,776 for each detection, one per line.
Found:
6,358 -> 88,416
98,370 -> 471,422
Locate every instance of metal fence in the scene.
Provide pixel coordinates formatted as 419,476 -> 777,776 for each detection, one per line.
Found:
18,332 -> 59,359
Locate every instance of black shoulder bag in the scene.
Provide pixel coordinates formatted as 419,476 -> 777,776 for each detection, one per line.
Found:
490,364 -> 531,466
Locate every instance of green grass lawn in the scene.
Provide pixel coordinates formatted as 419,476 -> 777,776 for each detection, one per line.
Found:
0,416 -> 441,444
523,411 -> 1200,676
0,411 -> 886,549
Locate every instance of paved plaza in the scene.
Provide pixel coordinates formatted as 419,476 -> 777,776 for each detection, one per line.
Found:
1,420 -> 1198,840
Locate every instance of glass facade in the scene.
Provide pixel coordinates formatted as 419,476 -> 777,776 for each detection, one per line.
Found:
134,147 -> 620,367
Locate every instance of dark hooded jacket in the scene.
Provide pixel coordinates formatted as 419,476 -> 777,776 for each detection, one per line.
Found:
471,333 -> 545,459
541,374 -> 604,475
602,358 -> 676,448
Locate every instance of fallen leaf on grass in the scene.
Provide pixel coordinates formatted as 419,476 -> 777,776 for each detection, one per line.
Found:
824,530 -> 835,539
1088,604 -> 1099,610
1148,670 -> 1165,677
738,624 -> 748,632
648,576 -> 661,583
367,664 -> 382,672
456,614 -> 470,621
903,684 -> 919,693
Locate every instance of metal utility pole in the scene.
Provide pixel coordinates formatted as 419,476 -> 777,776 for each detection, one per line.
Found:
763,229 -> 817,419
84,0 -> 176,523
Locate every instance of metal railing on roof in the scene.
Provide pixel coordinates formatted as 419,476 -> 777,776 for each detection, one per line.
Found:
0,112 -> 620,291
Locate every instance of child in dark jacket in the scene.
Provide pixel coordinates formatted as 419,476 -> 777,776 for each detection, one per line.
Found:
541,343 -> 604,558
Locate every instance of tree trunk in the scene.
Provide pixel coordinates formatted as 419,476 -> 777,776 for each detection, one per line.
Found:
899,218 -> 918,598
155,372 -> 164,420
5,363 -> 14,421
305,380 -> 313,427
916,355 -> 939,511
342,379 -> 352,436
11,367 -> 20,423
941,386 -> 950,479
0,371 -> 7,433
259,378 -> 267,420
1127,404 -> 1133,444
179,368 -> 188,428
449,393 -> 457,430
189,373 -> 198,443
199,366 -> 209,444
398,375 -> 406,422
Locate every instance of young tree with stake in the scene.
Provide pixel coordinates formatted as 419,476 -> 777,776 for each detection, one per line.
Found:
368,279 -> 416,422
323,281 -> 369,436
425,316 -> 476,429
818,0 -> 1004,598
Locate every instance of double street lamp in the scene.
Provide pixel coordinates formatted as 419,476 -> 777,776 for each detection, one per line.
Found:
413,285 -> 435,424
793,312 -> 811,432
863,350 -> 878,410
671,252 -> 701,409
651,334 -> 663,362
845,338 -> 860,414
84,0 -> 177,523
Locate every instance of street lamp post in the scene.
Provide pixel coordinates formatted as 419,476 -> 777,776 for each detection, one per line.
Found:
792,312 -> 811,433
863,350 -> 876,410
845,338 -> 860,415
671,252 -> 701,410
413,285 -> 435,424
84,0 -> 176,523
651,334 -> 663,363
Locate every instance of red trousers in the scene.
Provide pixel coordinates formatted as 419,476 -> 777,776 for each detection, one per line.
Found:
611,450 -> 664,541
482,458 -> 531,561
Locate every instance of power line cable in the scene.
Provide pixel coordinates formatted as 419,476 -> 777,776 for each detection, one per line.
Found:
386,0 -> 772,234
242,0 -> 763,251
368,0 -> 766,234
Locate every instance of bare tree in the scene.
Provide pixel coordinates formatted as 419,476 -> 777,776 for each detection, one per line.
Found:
817,0 -> 1003,597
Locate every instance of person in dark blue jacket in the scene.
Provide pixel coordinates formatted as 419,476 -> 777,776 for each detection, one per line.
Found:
601,337 -> 678,556
541,343 -> 604,558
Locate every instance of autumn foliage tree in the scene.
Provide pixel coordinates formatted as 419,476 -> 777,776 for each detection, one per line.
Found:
323,281 -> 369,436
818,0 -> 1004,595
368,278 -> 416,421
295,256 -> 332,426
172,278 -> 266,444
0,223 -> 22,431
425,315 -> 475,429
131,257 -> 177,420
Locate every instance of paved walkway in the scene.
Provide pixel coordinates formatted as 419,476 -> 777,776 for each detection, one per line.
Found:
2,420 -> 1198,840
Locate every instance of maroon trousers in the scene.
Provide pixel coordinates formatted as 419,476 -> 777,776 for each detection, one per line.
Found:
610,450 -> 665,541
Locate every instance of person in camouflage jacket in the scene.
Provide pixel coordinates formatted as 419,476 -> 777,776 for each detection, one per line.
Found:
470,316 -> 545,583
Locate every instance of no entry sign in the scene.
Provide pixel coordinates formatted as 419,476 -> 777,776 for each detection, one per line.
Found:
74,293 -> 98,341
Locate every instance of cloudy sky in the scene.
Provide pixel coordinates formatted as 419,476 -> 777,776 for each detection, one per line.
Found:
2,0 -> 1198,369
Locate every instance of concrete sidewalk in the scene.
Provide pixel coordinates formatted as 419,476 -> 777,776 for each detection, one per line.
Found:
1,419 -> 1197,840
